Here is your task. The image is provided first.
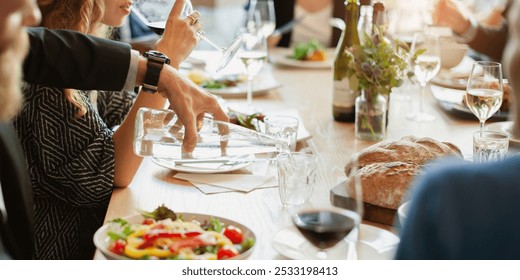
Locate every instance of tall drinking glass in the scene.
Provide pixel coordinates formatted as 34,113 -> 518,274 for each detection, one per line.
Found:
466,61 -> 504,136
133,0 -> 243,71
406,33 -> 441,122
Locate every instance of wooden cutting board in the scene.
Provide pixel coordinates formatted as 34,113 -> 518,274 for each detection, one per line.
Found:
330,180 -> 398,226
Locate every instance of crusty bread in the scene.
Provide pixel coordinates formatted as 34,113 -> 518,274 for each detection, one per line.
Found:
345,136 -> 462,209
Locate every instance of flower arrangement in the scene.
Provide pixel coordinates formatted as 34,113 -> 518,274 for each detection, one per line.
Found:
345,28 -> 415,141
345,29 -> 410,100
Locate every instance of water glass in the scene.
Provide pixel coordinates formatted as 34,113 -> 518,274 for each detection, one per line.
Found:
277,152 -> 317,207
264,116 -> 299,151
473,130 -> 509,163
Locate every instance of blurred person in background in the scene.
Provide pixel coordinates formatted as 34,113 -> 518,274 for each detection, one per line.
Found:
13,0 -> 201,259
254,0 -> 345,48
396,0 -> 520,259
433,0 -> 512,62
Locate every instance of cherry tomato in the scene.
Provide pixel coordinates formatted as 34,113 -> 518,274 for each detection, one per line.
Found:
223,225 -> 243,244
217,248 -> 238,260
142,218 -> 155,225
110,239 -> 126,255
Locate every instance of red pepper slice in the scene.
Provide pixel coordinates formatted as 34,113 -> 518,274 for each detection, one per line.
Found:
217,248 -> 238,260
223,226 -> 243,244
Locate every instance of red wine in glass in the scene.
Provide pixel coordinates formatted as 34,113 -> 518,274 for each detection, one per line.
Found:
292,208 -> 360,259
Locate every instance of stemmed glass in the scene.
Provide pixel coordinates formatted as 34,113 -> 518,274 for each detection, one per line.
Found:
406,33 -> 441,122
237,28 -> 268,113
132,0 -> 243,71
291,155 -> 363,260
465,61 -> 504,136
246,0 -> 276,38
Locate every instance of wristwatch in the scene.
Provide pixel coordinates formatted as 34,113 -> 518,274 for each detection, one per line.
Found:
142,50 -> 171,93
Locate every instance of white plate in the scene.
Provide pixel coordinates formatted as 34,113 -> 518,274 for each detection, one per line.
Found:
152,154 -> 254,174
272,224 -> 399,260
270,49 -> 333,69
94,213 -> 256,260
207,76 -> 282,98
487,121 -> 520,145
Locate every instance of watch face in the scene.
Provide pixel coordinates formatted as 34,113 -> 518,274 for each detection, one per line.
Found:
145,51 -> 171,65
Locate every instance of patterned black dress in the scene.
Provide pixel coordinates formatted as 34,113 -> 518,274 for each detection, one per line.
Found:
13,84 -> 136,259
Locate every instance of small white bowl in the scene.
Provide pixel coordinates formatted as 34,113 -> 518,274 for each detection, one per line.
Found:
440,43 -> 469,69
397,201 -> 411,226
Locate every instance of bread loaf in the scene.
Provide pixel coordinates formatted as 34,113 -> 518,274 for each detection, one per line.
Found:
345,136 -> 462,209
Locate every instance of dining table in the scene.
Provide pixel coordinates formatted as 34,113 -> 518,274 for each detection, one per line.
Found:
94,48 -> 485,260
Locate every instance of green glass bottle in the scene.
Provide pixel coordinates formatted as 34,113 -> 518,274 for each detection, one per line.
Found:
332,0 -> 360,122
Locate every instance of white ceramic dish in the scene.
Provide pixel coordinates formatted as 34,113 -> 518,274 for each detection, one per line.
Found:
487,121 -> 520,145
272,224 -> 399,260
270,49 -> 333,69
94,213 -> 256,260
152,154 -> 255,174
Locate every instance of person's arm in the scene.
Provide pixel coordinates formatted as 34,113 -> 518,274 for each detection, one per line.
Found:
24,27 -> 131,91
25,23 -> 227,157
468,23 -> 508,61
433,0 -> 509,61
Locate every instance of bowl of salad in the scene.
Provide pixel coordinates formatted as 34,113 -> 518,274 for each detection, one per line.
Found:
94,205 -> 255,260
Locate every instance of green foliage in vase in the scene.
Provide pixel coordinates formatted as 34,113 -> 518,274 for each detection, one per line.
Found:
345,28 -> 413,98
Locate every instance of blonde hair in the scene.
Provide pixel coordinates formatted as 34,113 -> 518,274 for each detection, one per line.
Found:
37,0 -> 109,118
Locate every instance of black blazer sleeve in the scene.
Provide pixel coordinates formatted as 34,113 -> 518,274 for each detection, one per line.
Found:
24,27 -> 132,91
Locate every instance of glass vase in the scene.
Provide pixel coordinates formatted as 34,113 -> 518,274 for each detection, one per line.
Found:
355,89 -> 387,141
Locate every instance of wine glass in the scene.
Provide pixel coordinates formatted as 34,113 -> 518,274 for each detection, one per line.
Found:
466,61 -> 504,136
406,33 -> 441,122
291,154 -> 363,260
237,28 -> 268,113
246,0 -> 276,38
132,0 -> 243,71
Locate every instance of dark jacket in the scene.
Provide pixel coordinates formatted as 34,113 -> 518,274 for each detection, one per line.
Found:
1,28 -> 132,259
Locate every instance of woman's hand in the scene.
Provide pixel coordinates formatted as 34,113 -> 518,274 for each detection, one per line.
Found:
155,0 -> 202,68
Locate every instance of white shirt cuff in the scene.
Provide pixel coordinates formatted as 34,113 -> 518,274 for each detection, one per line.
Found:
458,17 -> 478,43
122,49 -> 140,91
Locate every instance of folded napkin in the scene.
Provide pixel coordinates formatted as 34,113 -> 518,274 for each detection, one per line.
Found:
174,173 -> 278,194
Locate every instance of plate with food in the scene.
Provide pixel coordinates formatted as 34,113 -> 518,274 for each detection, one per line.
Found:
186,70 -> 281,98
430,84 -> 510,120
94,205 -> 256,260
271,40 -> 333,69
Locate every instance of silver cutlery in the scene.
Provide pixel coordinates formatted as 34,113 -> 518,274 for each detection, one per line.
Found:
271,15 -> 306,37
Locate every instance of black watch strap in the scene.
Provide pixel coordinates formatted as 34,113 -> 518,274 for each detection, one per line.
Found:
142,51 -> 170,93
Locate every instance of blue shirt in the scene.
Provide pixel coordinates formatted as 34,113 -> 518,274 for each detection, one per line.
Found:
396,156 -> 520,259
